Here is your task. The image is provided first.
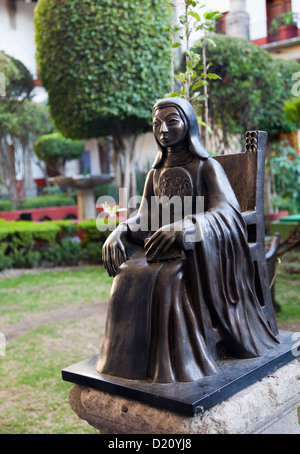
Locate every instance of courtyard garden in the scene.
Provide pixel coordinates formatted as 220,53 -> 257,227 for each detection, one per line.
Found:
0,265 -> 112,434
0,245 -> 299,434
0,0 -> 300,435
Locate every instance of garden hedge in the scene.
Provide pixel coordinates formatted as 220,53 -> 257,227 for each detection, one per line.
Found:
0,200 -> 14,212
0,219 -> 114,270
0,195 -> 77,211
20,194 -> 76,209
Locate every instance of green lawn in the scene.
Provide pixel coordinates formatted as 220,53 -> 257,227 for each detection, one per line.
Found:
0,266 -> 112,434
0,265 -> 299,434
275,272 -> 300,323
0,266 -> 112,324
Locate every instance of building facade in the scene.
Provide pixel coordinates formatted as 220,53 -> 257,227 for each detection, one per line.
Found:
211,0 -> 300,61
0,0 -> 46,198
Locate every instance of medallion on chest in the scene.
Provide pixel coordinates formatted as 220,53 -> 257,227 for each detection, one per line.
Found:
156,167 -> 193,201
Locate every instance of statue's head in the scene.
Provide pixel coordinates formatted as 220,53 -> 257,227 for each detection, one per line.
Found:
152,103 -> 187,149
152,97 -> 209,168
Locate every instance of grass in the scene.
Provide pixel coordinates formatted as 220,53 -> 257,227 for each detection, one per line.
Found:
0,267 -> 112,324
0,319 -> 100,434
0,264 -> 299,434
274,247 -> 300,324
275,271 -> 300,323
0,265 -> 112,434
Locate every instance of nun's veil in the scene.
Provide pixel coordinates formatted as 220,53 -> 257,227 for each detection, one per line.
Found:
152,97 -> 210,169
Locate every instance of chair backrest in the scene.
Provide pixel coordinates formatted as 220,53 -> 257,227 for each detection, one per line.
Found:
213,130 -> 267,245
213,131 -> 278,336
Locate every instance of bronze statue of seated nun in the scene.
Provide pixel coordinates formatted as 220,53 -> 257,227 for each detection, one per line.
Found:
96,97 -> 279,383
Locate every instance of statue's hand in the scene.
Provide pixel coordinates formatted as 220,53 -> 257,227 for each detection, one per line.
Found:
144,224 -> 184,262
144,218 -> 198,262
102,227 -> 128,277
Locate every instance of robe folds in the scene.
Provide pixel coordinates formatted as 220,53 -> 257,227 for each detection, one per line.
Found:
96,156 -> 279,383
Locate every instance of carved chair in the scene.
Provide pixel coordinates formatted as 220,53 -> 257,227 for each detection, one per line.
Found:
213,131 -> 278,336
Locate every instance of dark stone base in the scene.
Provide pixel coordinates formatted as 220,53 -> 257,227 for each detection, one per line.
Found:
62,330 -> 298,417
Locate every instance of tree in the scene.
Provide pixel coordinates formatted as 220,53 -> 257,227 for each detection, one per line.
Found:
284,97 -> 300,125
269,140 -> 300,214
0,52 -> 54,206
34,133 -> 84,177
0,51 -> 33,101
35,0 -> 171,199
166,1 -> 221,147
192,35 -> 300,213
195,34 -> 300,152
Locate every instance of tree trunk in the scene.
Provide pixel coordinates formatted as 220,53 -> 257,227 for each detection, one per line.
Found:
184,1 -> 190,100
202,42 -> 208,149
8,144 -> 19,209
0,138 -> 33,208
265,143 -> 273,214
22,144 -> 33,199
112,133 -> 138,204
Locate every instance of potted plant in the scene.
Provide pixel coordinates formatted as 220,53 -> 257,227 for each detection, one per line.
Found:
269,12 -> 298,41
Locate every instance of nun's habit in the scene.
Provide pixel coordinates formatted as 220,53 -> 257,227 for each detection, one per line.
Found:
96,98 -> 278,383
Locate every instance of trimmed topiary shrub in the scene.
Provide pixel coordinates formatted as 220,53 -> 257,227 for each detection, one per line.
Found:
35,0 -> 171,197
0,220 -> 61,244
33,132 -> 84,175
35,0 -> 171,139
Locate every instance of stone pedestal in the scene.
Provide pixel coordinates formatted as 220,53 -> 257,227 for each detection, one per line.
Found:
48,173 -> 114,220
77,188 -> 96,220
68,362 -> 300,434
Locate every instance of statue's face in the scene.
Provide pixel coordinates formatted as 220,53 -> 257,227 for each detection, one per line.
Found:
153,106 -> 186,148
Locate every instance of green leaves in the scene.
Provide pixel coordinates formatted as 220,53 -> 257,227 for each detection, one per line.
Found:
203,11 -> 222,21
188,11 -> 201,21
270,140 -> 300,212
0,52 -> 33,101
34,133 -> 84,164
283,97 -> 300,124
187,0 -> 198,6
166,0 -> 221,136
205,73 -> 221,80
0,50 -> 54,188
201,33 -> 300,144
186,50 -> 201,70
35,0 -> 171,139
